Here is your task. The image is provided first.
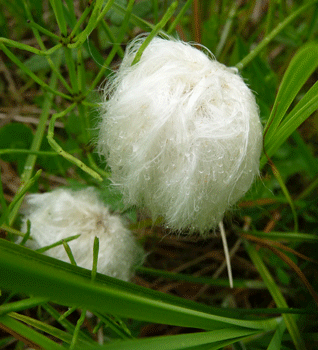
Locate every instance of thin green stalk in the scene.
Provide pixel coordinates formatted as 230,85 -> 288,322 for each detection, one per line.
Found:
4,170 -> 42,227
132,1 -> 178,65
0,149 -> 57,156
64,48 -> 79,93
46,43 -> 63,55
69,0 -> 115,49
49,0 -> 67,36
87,0 -> 136,93
9,312 -> 94,349
58,306 -> 78,321
7,52 -> 62,225
111,2 -> 156,31
43,303 -> 94,343
235,0 -> 318,70
69,5 -> 94,39
27,20 -> 61,41
100,20 -> 125,57
62,240 -> 78,266
0,44 -> 71,100
91,237 -> 99,282
47,104 -> 103,182
70,309 -> 87,350
0,297 -> 49,317
244,240 -> 306,350
94,312 -> 133,339
64,0 -> 76,23
22,0 -> 73,94
36,234 -> 81,253
0,224 -> 26,237
167,0 -> 192,34
87,153 -> 111,178
20,220 -> 31,246
0,38 -> 48,55
270,163 -> 298,232
0,315 -> 65,350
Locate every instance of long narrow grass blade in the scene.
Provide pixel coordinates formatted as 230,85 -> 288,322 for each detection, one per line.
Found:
92,328 -> 259,350
0,239 -> 280,331
0,315 -> 65,350
244,240 -> 306,350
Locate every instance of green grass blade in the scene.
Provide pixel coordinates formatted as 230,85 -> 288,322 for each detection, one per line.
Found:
0,43 -> 71,100
262,80 -> 318,167
1,170 -> 42,227
0,297 -> 48,316
270,163 -> 298,231
87,0 -> 136,93
0,37 -> 47,55
264,42 -> 318,147
0,314 -> 65,350
69,0 -> 115,49
9,312 -> 95,349
167,0 -> 193,34
0,239 -> 280,331
47,104 -> 103,182
111,2 -> 156,31
267,319 -> 286,350
244,240 -> 306,350
92,328 -> 259,350
42,303 -> 94,344
132,1 -> 178,65
137,267 -> 268,289
48,0 -> 67,36
241,230 -> 318,242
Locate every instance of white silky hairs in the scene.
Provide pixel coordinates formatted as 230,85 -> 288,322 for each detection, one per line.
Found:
98,36 -> 263,233
20,187 -> 145,281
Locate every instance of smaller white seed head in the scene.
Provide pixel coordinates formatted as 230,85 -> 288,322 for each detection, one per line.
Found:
98,36 -> 263,233
20,187 -> 145,281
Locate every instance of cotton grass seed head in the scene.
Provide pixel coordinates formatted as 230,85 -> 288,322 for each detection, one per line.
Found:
20,187 -> 145,281
98,36 -> 263,233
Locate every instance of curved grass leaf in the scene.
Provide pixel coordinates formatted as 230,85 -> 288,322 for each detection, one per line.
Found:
0,239 -> 279,332
0,315 -> 65,350
263,79 -> 318,166
9,312 -> 95,349
262,42 -> 318,168
244,240 -> 306,350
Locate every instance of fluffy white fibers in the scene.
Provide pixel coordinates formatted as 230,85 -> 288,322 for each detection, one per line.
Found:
98,36 -> 263,233
20,187 -> 145,281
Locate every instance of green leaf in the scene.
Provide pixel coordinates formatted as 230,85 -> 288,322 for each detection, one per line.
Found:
267,319 -> 286,350
263,42 -> 318,166
0,239 -> 279,332
263,79 -> 318,166
244,240 -> 306,350
9,312 -> 95,349
91,328 -> 259,350
0,314 -> 66,350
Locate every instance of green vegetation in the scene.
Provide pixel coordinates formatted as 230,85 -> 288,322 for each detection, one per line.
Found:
0,0 -> 318,349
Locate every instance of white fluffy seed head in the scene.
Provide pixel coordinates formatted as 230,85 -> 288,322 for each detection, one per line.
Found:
20,187 -> 145,281
98,36 -> 263,233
